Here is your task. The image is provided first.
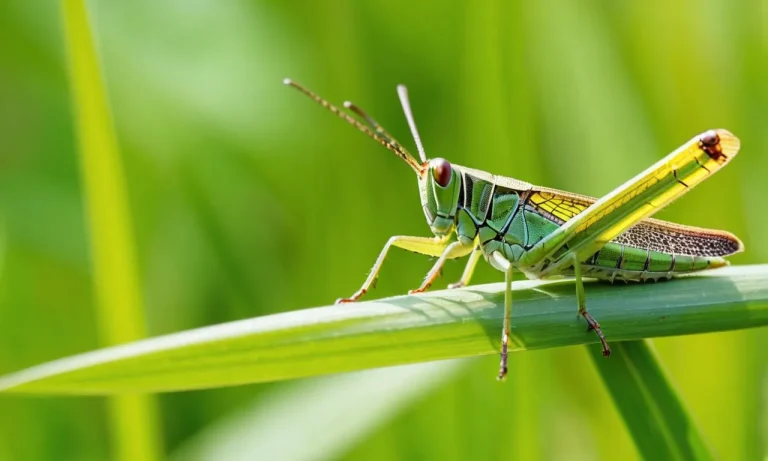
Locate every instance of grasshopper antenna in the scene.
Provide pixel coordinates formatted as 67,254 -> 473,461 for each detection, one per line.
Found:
284,78 -> 423,174
397,84 -> 427,163
343,100 -> 406,153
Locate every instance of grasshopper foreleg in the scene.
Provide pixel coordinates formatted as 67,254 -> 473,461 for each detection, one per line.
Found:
448,246 -> 482,289
572,253 -> 611,357
336,235 -> 450,303
408,241 -> 475,294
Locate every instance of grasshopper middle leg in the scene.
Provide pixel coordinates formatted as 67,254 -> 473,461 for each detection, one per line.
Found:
491,251 -> 514,381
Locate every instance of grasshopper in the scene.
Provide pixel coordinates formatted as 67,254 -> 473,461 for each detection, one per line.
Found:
284,78 -> 743,380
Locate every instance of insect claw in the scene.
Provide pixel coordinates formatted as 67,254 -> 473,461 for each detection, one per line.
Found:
582,311 -> 611,357
336,287 -> 367,304
497,329 -> 510,381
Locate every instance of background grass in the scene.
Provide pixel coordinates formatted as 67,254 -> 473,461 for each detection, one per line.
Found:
60,1 -> 160,459
0,0 -> 766,460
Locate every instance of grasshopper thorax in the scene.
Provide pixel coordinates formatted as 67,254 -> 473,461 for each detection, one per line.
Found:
420,158 -> 461,237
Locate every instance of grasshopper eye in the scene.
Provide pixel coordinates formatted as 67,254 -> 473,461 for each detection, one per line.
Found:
700,130 -> 720,147
432,158 -> 452,187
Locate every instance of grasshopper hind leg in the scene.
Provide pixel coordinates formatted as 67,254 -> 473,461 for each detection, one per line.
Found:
572,253 -> 611,357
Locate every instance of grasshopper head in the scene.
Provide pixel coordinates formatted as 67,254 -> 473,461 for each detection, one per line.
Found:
419,158 -> 461,236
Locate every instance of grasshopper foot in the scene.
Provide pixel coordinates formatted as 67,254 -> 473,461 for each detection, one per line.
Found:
447,281 -> 466,289
497,329 -> 509,381
335,289 -> 366,304
582,311 -> 611,357
408,284 -> 432,295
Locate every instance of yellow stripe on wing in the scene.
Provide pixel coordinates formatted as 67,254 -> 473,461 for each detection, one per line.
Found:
530,191 -> 590,223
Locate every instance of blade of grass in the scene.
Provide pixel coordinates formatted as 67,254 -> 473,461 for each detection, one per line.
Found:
0,265 -> 767,394
590,340 -> 716,460
60,1 -> 161,459
170,360 -> 466,461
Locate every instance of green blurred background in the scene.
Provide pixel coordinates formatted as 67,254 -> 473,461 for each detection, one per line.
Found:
1,0 -> 766,459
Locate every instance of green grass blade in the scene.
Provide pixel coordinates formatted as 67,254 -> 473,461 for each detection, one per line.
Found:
60,0 -> 161,459
590,340 -> 716,461
1,265 -> 768,394
170,361 -> 466,461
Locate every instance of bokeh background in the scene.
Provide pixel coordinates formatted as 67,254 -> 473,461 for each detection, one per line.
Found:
1,0 -> 766,460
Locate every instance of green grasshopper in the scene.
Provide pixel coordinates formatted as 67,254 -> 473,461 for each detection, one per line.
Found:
284,78 -> 743,380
